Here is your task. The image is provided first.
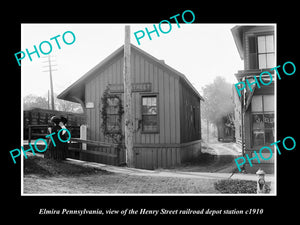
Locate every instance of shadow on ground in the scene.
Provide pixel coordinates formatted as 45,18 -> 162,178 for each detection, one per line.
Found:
178,143 -> 240,173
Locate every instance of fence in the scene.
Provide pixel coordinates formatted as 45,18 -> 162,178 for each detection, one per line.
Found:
26,124 -> 80,144
25,124 -> 125,166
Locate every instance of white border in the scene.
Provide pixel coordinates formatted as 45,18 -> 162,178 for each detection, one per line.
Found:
20,23 -> 277,196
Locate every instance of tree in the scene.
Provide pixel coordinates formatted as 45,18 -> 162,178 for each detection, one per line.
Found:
201,76 -> 234,125
23,94 -> 48,110
201,76 -> 234,142
55,96 -> 83,113
23,93 -> 83,113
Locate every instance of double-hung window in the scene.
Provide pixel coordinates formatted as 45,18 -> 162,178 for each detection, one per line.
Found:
248,33 -> 275,70
257,35 -> 275,69
106,97 -> 121,133
141,95 -> 158,132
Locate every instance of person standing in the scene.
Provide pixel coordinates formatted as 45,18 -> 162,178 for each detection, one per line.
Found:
44,116 -> 63,160
59,116 -> 69,160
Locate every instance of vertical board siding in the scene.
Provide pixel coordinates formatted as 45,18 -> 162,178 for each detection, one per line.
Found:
163,70 -> 171,144
179,81 -> 201,143
83,47 -> 201,169
134,147 -> 181,169
169,76 -> 176,143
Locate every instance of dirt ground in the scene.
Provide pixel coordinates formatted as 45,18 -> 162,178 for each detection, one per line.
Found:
24,173 -> 219,194
23,142 -> 244,195
176,142 -> 241,173
23,156 -> 219,194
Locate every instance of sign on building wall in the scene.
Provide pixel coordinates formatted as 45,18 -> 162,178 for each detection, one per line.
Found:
108,83 -> 152,93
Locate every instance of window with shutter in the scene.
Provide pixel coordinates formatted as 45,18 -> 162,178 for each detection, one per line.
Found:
248,35 -> 258,69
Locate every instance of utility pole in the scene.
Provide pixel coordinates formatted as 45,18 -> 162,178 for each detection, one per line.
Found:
47,90 -> 50,109
123,25 -> 134,167
207,119 -> 209,143
42,55 -> 57,110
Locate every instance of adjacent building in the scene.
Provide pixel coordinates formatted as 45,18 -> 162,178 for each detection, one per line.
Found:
58,44 -> 203,169
231,25 -> 275,173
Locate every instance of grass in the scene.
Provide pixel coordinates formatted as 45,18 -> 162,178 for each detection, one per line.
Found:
23,156 -> 265,194
23,156 -> 218,194
24,156 -> 111,177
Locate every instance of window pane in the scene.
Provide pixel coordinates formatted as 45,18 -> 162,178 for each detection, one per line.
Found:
106,97 -> 121,132
142,115 -> 158,132
263,95 -> 274,112
107,115 -> 120,131
142,97 -> 157,114
257,36 -> 266,53
253,130 -> 265,146
107,106 -> 118,114
142,105 -> 157,115
258,54 -> 267,69
149,106 -> 157,114
107,97 -> 119,106
264,114 -> 274,129
251,95 -> 263,112
266,35 -> 274,52
265,129 -> 274,144
252,114 -> 264,130
143,97 -> 147,106
151,97 -> 156,106
266,53 -> 275,68
142,96 -> 158,132
252,113 -> 265,146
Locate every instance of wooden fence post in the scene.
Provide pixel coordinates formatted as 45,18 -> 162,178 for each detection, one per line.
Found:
28,126 -> 32,144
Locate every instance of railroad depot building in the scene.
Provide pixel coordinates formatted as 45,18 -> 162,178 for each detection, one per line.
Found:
231,25 -> 275,173
58,44 -> 203,169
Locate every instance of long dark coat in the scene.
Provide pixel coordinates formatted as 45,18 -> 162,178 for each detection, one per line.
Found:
44,125 -> 66,160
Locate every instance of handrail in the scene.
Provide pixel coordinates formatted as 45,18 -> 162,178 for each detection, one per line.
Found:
70,138 -> 123,148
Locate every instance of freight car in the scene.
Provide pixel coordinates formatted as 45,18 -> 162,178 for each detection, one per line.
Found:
23,107 -> 86,140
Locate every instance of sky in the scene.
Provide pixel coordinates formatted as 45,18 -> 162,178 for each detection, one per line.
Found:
21,23 -> 244,98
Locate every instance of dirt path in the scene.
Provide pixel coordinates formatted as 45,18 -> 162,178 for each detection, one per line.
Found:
22,147 -> 275,195
23,155 -> 220,194
174,142 -> 241,173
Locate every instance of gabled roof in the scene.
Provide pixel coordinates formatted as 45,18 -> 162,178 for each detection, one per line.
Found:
57,44 -> 204,103
231,25 -> 275,60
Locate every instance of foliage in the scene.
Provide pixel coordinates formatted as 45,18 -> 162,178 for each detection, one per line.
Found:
23,93 -> 83,113
214,179 -> 271,194
100,87 -> 124,148
23,94 -> 49,110
201,76 -> 234,125
214,179 -> 257,193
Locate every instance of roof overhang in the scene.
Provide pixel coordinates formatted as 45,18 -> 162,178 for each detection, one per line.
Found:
57,44 -> 204,103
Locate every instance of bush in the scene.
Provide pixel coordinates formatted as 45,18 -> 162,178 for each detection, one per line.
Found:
214,179 -> 257,194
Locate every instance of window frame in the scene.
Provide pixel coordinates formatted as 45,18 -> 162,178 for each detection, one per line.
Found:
250,94 -> 275,148
247,32 -> 275,70
140,94 -> 159,134
105,95 -> 123,134
257,34 -> 275,69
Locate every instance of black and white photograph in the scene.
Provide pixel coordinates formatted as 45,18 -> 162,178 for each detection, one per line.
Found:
4,5 -> 298,220
20,23 -> 276,195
